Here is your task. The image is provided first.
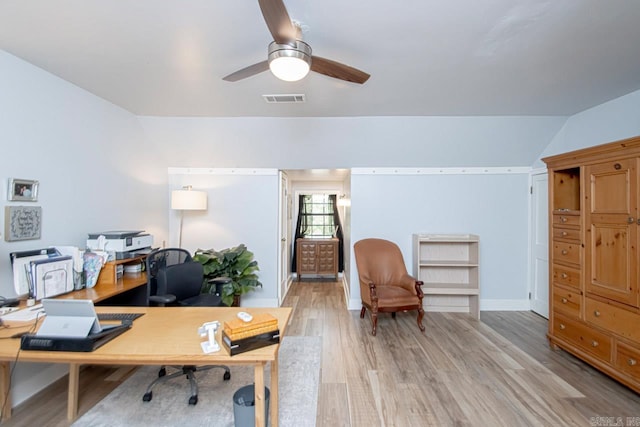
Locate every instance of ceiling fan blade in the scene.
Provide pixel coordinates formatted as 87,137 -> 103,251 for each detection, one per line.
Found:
222,60 -> 270,82
258,0 -> 297,43
310,56 -> 370,84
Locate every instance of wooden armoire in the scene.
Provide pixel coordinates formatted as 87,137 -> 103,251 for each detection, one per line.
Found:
543,135 -> 640,392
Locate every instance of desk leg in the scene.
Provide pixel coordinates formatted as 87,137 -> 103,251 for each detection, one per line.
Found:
254,363 -> 265,427
67,363 -> 80,420
0,361 -> 11,420
270,357 -> 279,427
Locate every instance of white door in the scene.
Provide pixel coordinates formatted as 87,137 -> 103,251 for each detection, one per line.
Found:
530,172 -> 549,318
277,172 -> 289,305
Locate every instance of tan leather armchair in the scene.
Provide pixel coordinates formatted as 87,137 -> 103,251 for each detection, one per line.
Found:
354,238 -> 425,336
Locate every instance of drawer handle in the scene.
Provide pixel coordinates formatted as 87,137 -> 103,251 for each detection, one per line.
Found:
561,273 -> 568,279
629,358 -> 638,366
559,323 -> 566,330
591,341 -> 599,348
561,216 -> 568,223
561,249 -> 568,255
614,163 -> 621,170
594,310 -> 600,317
561,298 -> 568,304
561,231 -> 568,236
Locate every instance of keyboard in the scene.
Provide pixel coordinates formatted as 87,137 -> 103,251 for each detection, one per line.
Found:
98,312 -> 145,322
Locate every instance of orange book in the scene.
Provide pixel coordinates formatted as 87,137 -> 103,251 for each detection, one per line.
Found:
223,313 -> 278,336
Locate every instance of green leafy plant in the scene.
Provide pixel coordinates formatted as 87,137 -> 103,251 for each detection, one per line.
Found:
193,244 -> 262,306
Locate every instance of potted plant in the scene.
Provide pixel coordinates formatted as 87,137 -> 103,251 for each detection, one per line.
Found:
193,244 -> 262,306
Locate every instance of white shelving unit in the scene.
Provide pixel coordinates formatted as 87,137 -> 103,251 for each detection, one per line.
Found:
412,234 -> 480,319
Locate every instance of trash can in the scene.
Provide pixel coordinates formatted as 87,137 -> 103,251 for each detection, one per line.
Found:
233,384 -> 270,427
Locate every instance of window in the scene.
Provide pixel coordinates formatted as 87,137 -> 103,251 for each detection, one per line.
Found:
299,194 -> 336,238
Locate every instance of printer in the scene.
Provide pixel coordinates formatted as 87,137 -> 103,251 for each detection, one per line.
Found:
87,230 -> 154,260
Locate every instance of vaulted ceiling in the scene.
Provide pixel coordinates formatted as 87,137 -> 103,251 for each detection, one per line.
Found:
1,0 -> 640,117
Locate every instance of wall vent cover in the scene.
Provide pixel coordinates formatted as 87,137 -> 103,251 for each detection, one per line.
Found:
262,94 -> 306,103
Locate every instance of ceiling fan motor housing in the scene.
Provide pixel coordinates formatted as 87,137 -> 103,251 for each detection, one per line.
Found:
268,40 -> 312,64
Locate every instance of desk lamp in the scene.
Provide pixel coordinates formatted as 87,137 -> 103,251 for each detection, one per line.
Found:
171,186 -> 207,247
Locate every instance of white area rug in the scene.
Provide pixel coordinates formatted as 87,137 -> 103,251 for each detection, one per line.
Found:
73,336 -> 321,427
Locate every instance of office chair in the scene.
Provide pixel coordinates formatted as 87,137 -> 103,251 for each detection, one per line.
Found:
354,238 -> 425,336
143,247 -> 231,405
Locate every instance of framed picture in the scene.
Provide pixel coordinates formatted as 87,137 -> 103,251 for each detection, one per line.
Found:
8,178 -> 39,202
4,206 -> 42,241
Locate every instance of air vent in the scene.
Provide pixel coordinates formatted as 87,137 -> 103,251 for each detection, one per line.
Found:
262,94 -> 306,104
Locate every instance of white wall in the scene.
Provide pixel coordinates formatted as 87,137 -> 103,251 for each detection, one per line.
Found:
0,51 -> 168,406
139,116 -> 560,313
535,88 -> 640,165
138,116 -> 567,168
349,168 -> 531,310
168,168 -> 280,306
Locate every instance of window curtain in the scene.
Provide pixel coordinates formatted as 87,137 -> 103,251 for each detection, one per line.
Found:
290,194 -> 311,272
329,194 -> 345,272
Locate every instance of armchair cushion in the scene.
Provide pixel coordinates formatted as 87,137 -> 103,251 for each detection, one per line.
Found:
373,285 -> 421,307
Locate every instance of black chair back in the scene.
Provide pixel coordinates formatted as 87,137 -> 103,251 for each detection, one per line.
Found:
157,261 -> 204,302
146,248 -> 193,304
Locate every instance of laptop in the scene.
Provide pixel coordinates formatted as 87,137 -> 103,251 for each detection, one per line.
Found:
37,299 -> 119,338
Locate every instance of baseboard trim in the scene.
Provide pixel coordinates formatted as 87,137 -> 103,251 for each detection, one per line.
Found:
347,298 -> 531,312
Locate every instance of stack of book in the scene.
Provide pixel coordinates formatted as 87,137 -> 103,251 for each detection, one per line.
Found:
221,313 -> 280,355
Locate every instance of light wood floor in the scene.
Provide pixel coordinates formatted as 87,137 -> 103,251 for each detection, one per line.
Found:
4,280 -> 640,426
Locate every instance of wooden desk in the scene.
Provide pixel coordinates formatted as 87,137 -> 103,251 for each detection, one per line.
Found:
56,272 -> 147,304
0,306 -> 292,427
58,256 -> 148,305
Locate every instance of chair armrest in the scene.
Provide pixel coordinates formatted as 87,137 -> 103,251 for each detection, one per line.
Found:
207,277 -> 232,295
149,294 -> 177,305
208,277 -> 232,285
399,274 -> 420,292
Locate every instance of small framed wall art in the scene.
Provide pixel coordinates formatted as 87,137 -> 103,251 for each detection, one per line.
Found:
4,206 -> 42,241
8,178 -> 39,202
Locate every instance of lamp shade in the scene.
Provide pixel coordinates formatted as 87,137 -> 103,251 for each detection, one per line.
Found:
171,189 -> 207,210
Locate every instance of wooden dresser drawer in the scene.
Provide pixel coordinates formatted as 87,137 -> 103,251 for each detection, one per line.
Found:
585,297 -> 640,343
553,313 -> 612,362
552,264 -> 581,290
553,241 -> 581,266
553,286 -> 581,318
553,213 -> 581,228
614,342 -> 640,383
552,227 -> 581,242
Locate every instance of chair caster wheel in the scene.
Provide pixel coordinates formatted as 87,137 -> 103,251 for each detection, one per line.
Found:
158,368 -> 166,377
189,395 -> 198,405
143,392 -> 152,402
223,371 -> 231,381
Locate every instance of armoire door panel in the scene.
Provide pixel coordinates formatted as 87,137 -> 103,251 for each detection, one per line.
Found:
585,158 -> 638,307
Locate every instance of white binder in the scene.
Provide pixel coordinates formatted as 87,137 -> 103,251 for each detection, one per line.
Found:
30,256 -> 74,300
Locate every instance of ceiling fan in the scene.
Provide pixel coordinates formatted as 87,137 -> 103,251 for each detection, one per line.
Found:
222,0 -> 370,84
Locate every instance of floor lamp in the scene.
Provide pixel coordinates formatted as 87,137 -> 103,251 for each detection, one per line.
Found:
171,186 -> 208,248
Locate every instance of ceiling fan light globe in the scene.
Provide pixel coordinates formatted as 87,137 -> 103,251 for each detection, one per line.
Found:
268,41 -> 312,82
269,56 -> 310,81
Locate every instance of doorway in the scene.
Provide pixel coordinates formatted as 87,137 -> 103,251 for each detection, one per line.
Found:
281,169 -> 350,286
